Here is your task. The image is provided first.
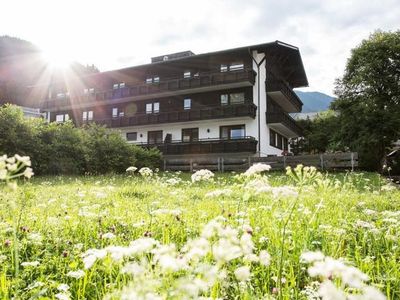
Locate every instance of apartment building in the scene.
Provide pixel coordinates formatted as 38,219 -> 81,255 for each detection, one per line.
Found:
36,41 -> 308,157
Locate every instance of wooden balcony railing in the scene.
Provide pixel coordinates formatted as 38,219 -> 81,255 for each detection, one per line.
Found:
140,136 -> 258,155
265,77 -> 302,112
42,69 -> 256,110
82,103 -> 257,127
266,111 -> 302,136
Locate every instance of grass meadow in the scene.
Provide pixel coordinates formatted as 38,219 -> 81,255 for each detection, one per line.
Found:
0,166 -> 399,299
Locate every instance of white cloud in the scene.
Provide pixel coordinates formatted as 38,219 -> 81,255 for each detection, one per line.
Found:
1,0 -> 399,96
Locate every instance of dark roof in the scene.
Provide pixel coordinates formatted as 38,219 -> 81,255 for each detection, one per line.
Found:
30,40 -> 309,88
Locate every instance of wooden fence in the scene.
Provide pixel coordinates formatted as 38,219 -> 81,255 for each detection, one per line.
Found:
163,152 -> 358,172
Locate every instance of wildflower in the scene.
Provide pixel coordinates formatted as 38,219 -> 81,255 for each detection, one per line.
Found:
23,167 -> 34,179
243,163 -> 271,177
55,293 -> 70,300
234,266 -> 251,282
126,166 -> 137,172
139,167 -> 153,177
82,249 -> 107,269
21,261 -> 40,267
102,232 -> 116,239
151,209 -> 181,217
259,250 -> 271,266
57,284 -> 70,292
66,270 -> 85,279
300,251 -> 325,263
191,169 -> 214,183
205,189 -> 232,198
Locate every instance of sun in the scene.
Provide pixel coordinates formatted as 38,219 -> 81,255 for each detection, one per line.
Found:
41,47 -> 74,70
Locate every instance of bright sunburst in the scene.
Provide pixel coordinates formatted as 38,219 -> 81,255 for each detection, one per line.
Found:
41,47 -> 74,70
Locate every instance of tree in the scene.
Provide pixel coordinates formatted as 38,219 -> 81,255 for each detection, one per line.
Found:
332,30 -> 400,171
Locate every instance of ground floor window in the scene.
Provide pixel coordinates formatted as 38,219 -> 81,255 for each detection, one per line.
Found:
182,128 -> 199,142
220,125 -> 245,140
126,132 -> 137,141
270,129 -> 289,150
148,130 -> 163,144
56,114 -> 69,123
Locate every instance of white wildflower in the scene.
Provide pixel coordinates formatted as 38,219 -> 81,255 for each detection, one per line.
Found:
126,166 -> 137,172
66,270 -> 85,279
234,266 -> 251,282
243,163 -> 271,177
191,169 -> 214,183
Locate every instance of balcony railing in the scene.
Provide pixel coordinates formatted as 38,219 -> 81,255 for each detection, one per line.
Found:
82,103 -> 257,127
266,111 -> 302,136
42,69 -> 256,110
265,77 -> 302,112
140,136 -> 258,155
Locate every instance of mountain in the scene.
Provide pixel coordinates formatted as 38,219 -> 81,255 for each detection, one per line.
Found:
295,91 -> 335,113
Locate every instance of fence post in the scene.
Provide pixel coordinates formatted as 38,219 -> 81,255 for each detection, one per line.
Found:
163,159 -> 167,171
190,159 -> 193,172
283,155 -> 286,169
320,154 -> 324,170
221,157 -> 225,173
351,152 -> 355,172
217,157 -> 221,172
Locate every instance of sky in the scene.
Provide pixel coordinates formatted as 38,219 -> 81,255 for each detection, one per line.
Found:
1,0 -> 399,96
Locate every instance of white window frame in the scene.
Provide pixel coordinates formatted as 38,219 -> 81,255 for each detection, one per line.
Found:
56,114 -> 64,122
220,64 -> 228,72
82,111 -> 88,121
220,94 -> 229,106
184,71 -> 191,78
112,108 -> 119,118
229,62 -> 244,71
88,111 -> 93,120
146,103 -> 153,114
153,102 -> 160,113
184,98 -> 191,110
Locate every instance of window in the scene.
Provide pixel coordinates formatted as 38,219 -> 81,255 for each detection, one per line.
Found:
220,94 -> 229,106
230,93 -> 245,105
146,102 -> 160,114
153,102 -> 160,113
220,93 -> 245,105
146,103 -> 153,114
193,72 -> 199,78
182,128 -> 198,142
113,83 -> 125,89
229,62 -> 244,71
83,88 -> 89,94
270,129 -> 277,147
145,76 -> 159,84
220,125 -> 245,140
277,135 -> 283,149
184,98 -> 191,110
220,64 -> 228,72
283,137 -> 289,151
126,132 -> 137,141
148,130 -> 163,144
83,111 -> 93,121
56,92 -> 66,99
89,88 -> 95,94
55,114 -> 69,123
112,108 -> 119,118
183,71 -> 191,78
56,114 -> 64,122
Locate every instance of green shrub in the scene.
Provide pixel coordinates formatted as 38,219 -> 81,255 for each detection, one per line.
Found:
131,145 -> 162,169
0,105 -> 162,175
82,124 -> 137,174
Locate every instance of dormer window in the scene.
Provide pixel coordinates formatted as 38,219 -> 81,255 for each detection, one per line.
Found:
113,83 -> 125,89
229,62 -> 244,71
146,76 -> 160,84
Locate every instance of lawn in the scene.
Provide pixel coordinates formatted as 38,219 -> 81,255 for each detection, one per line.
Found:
0,165 -> 399,299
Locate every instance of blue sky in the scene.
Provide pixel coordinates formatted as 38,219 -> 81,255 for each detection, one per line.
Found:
1,0 -> 399,96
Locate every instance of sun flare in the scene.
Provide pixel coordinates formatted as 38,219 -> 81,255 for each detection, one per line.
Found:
41,48 -> 74,70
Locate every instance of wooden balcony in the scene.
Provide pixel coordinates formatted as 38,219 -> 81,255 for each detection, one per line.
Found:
140,136 -> 258,155
82,103 -> 257,127
266,111 -> 302,138
42,69 -> 256,111
265,77 -> 303,113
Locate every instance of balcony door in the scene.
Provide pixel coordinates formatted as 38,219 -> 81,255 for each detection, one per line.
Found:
148,130 -> 163,144
182,128 -> 199,142
220,125 -> 245,140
